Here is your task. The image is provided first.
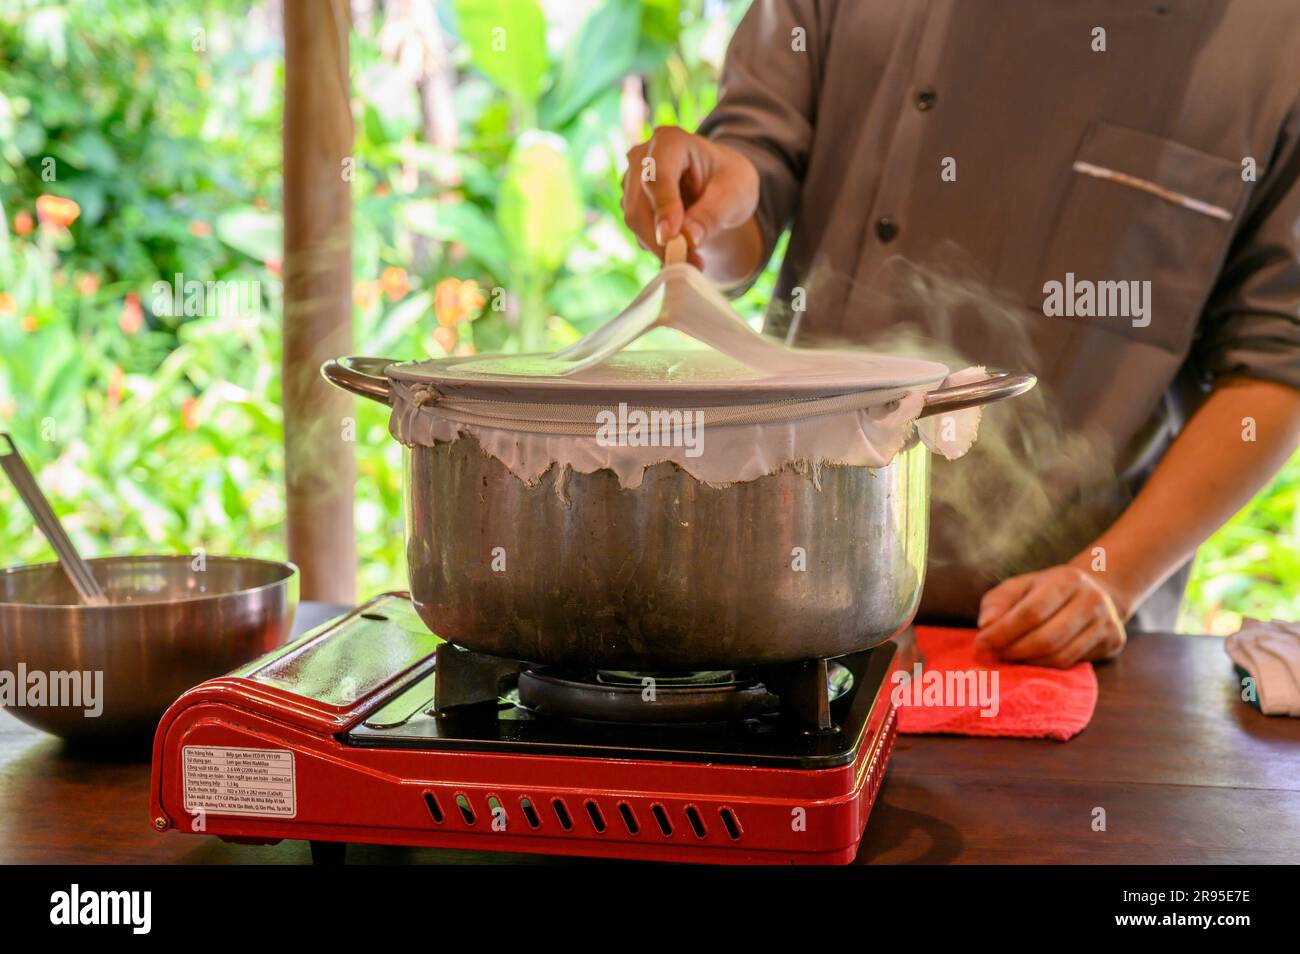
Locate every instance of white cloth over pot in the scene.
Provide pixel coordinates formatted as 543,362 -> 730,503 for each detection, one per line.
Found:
390,242 -> 986,488
390,366 -> 985,489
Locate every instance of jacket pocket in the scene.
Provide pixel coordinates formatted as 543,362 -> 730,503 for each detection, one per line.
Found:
1035,121 -> 1245,355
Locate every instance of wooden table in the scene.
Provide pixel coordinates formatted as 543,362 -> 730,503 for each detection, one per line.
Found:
2,604 -> 1297,864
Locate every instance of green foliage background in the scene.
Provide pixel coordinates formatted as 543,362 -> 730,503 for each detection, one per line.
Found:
0,0 -> 1294,633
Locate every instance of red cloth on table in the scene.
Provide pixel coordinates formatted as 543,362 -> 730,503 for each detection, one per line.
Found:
895,625 -> 1098,742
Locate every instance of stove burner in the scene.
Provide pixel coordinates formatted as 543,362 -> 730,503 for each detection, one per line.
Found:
596,669 -> 736,687
517,668 -> 771,724
515,662 -> 854,725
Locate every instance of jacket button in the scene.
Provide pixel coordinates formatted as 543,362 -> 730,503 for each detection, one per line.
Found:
916,88 -> 937,111
876,217 -> 899,242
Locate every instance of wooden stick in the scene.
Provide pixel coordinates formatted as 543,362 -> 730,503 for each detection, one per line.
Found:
282,0 -> 357,603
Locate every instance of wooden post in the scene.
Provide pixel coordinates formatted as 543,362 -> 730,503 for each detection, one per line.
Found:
282,0 -> 356,603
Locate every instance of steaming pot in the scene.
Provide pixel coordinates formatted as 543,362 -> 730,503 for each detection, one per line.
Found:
323,355 -> 1033,669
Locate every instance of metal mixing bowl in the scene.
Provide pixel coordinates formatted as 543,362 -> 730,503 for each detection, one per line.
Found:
0,555 -> 297,740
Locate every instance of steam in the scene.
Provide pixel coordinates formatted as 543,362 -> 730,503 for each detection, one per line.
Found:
772,250 -> 1117,605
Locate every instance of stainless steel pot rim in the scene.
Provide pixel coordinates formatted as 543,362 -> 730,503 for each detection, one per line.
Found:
324,356 -> 1036,418
0,554 -> 299,609
385,350 -> 953,396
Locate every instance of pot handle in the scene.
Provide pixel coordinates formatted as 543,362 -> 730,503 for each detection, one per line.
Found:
321,356 -> 395,405
918,370 -> 1036,418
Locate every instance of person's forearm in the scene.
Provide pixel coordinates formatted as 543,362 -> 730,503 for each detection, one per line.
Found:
698,215 -> 765,290
1072,376 -> 1300,619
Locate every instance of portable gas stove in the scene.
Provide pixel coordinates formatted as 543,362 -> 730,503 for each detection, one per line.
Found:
150,593 -> 910,864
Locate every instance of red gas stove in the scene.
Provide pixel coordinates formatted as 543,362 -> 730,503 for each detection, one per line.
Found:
150,593 -> 908,864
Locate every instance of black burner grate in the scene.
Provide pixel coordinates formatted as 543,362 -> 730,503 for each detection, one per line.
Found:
345,638 -> 901,769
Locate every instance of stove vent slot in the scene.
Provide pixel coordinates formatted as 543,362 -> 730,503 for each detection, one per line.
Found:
422,792 -> 444,824
584,800 -> 607,833
651,804 -> 673,837
617,802 -> 639,835
684,805 -> 707,838
718,807 -> 742,841
551,798 -> 574,831
455,793 -> 476,826
487,795 -> 506,828
519,797 -> 542,829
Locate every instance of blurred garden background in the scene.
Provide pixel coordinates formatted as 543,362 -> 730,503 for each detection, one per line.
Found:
0,0 -> 1295,633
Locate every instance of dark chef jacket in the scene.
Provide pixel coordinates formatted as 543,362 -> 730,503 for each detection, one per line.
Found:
698,0 -> 1300,630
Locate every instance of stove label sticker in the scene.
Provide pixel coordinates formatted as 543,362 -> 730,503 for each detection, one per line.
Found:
182,746 -> 296,818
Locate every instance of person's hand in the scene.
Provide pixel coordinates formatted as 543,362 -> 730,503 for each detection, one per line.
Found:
974,563 -> 1128,668
621,125 -> 760,270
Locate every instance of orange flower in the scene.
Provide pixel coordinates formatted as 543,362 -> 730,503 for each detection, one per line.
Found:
21,314 -> 38,333
0,292 -> 14,314
432,326 -> 458,354
106,365 -> 125,413
188,220 -> 211,237
380,266 -> 409,302
181,396 -> 200,431
264,256 -> 282,277
352,279 -> 379,310
35,194 -> 81,229
12,210 -> 33,236
433,278 -> 486,327
74,272 -> 100,295
119,292 -> 144,335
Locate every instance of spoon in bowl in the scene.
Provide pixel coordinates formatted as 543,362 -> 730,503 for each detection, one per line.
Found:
1,433 -> 109,606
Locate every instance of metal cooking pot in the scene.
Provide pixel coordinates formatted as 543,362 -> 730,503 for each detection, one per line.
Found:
324,356 -> 1032,669
0,555 -> 297,740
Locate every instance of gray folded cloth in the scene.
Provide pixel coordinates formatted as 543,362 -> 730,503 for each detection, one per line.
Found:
1225,620 -> 1300,717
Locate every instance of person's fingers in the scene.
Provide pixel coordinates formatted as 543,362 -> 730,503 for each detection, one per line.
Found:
625,130 -> 759,263
1083,622 -> 1126,661
624,189 -> 660,256
641,127 -> 692,244
680,175 -> 750,249
622,144 -> 662,257
995,590 -> 1096,662
975,571 -> 1075,651
976,574 -> 1035,629
1028,617 -> 1107,669
620,147 -> 641,218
